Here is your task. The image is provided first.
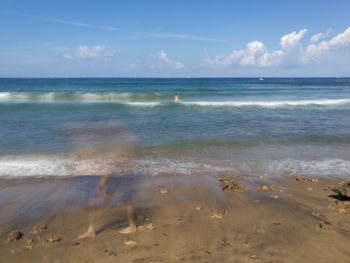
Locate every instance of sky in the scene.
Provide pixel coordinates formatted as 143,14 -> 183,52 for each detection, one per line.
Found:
0,0 -> 350,77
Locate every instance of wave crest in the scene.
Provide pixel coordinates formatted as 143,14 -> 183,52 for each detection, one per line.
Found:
182,99 -> 350,108
1,92 -> 349,108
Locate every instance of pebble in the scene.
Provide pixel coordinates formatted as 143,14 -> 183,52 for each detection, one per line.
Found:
338,208 -> 346,214
334,200 -> 350,214
24,244 -> 33,250
159,186 -> 169,194
257,184 -> 276,192
210,213 -> 223,219
124,240 -> 137,246
137,223 -> 155,231
47,235 -> 62,243
31,224 -> 47,234
145,223 -> 156,230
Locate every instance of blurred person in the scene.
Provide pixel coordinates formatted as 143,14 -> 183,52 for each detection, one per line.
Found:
63,121 -> 137,238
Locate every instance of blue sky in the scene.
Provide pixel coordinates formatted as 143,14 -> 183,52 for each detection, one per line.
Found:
0,0 -> 350,77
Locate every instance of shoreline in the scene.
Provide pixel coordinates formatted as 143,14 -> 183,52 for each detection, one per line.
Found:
1,174 -> 350,262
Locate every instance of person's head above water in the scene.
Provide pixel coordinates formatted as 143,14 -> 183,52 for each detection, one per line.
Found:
174,94 -> 180,102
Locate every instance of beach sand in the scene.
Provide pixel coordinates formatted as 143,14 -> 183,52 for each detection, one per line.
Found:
0,174 -> 350,262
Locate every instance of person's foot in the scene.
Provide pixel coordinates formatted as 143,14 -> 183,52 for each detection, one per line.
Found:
119,224 -> 136,234
77,226 -> 96,239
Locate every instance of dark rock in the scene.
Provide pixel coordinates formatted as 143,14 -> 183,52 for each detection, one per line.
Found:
108,251 -> 117,256
318,221 -> 331,229
294,174 -> 318,182
331,181 -> 350,198
7,231 -> 23,242
222,181 -> 246,192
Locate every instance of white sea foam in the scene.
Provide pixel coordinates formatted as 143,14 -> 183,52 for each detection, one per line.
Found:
182,98 -> 350,108
75,92 -> 131,101
0,92 -> 11,99
123,101 -> 160,107
1,156 -> 350,178
267,158 -> 350,177
0,92 -> 161,106
0,157 -> 75,177
0,157 -> 232,177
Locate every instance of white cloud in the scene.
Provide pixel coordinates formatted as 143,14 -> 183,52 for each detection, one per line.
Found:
310,29 -> 331,43
329,27 -> 350,47
157,50 -> 184,69
203,38 -> 286,68
204,27 -> 350,68
305,26 -> 350,61
157,50 -> 171,63
174,62 -> 184,69
280,29 -> 308,50
64,45 -> 113,60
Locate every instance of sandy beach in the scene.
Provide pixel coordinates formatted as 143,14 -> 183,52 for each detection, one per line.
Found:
1,174 -> 350,263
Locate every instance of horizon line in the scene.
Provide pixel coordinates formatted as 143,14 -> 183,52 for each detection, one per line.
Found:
0,76 -> 349,79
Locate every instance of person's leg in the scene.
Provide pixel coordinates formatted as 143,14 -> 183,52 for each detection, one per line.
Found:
98,175 -> 110,198
78,176 -> 109,239
119,201 -> 136,234
77,209 -> 96,239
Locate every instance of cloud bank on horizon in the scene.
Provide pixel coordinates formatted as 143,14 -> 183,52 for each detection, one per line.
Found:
203,27 -> 350,68
59,26 -> 350,70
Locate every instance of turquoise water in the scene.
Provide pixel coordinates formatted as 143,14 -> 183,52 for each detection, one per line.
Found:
1,78 -> 350,178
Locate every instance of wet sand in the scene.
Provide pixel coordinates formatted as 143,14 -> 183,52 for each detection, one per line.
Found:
0,174 -> 350,262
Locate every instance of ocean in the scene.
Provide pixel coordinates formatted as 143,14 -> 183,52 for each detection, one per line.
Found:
1,78 -> 350,178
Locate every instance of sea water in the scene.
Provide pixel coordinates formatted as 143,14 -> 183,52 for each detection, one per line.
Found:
1,78 -> 350,178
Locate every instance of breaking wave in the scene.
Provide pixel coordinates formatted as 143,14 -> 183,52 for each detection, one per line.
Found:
1,92 -> 349,108
182,99 -> 350,108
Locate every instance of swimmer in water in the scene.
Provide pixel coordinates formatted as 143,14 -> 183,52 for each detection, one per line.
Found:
174,94 -> 180,102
